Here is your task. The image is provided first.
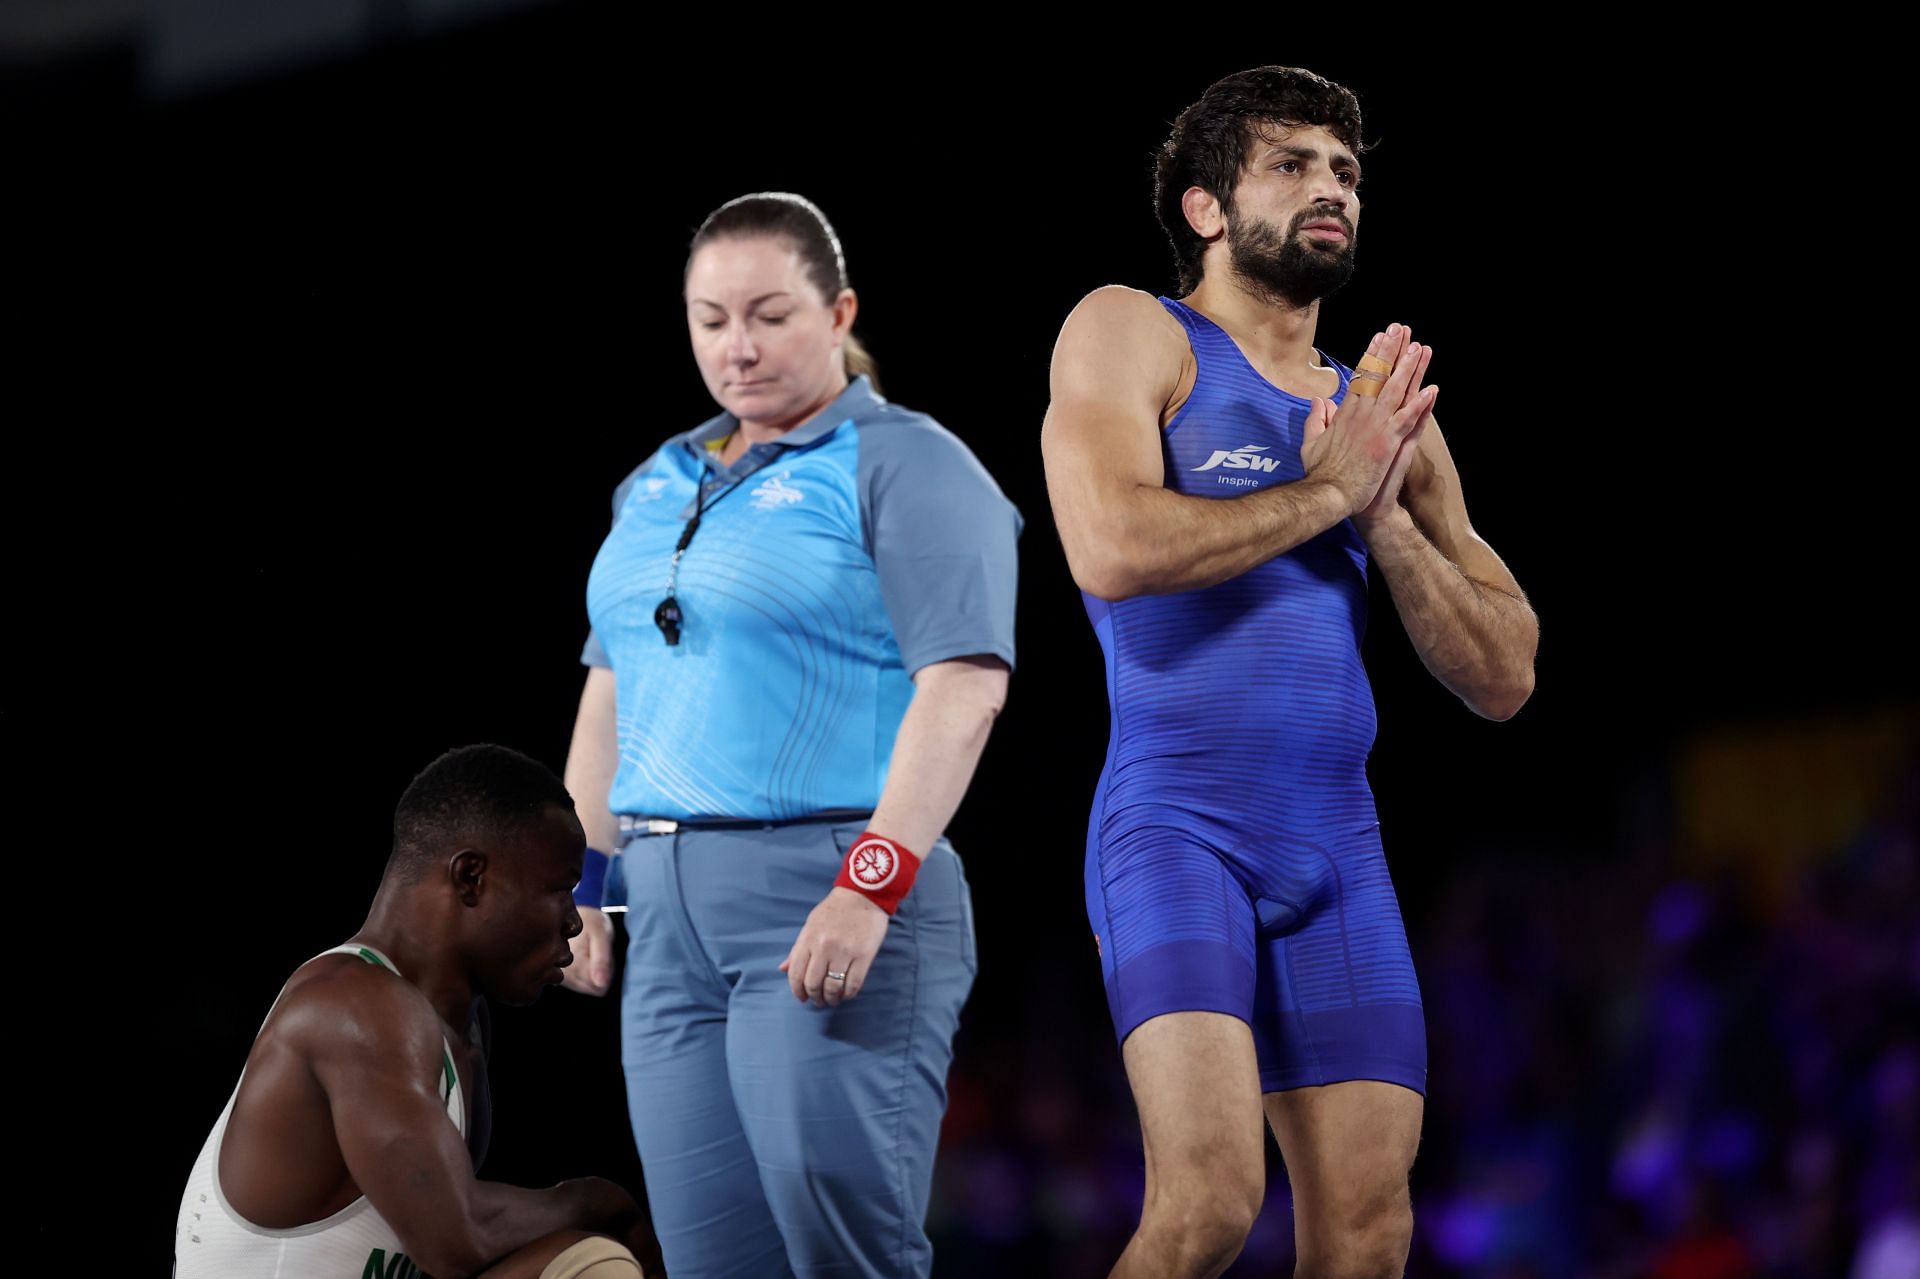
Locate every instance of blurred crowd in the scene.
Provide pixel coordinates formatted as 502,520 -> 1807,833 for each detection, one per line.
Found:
925,748 -> 1919,1277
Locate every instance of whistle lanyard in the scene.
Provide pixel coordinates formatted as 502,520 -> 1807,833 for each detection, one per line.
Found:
654,444 -> 755,647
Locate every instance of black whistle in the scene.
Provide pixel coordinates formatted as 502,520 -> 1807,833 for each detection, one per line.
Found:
654,596 -> 683,647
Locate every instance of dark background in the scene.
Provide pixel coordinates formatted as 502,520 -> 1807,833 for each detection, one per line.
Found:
10,7 -> 1914,1276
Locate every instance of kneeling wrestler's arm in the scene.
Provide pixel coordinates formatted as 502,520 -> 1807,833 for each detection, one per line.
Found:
314,986 -> 634,1278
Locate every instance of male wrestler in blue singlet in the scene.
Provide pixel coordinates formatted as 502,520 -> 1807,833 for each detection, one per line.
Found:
1041,67 -> 1540,1278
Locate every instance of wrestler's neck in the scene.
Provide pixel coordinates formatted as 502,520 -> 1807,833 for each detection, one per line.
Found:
1185,277 -> 1328,380
353,895 -> 477,1036
728,372 -> 850,460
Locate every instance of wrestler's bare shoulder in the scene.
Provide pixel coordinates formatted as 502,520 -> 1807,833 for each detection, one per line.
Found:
262,952 -> 442,1063
1059,284 -> 1189,353
1052,287 -> 1194,425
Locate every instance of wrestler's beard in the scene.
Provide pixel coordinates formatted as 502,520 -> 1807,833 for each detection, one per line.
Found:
1227,206 -> 1356,309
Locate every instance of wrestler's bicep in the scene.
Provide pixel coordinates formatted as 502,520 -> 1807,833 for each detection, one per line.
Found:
1042,287 -> 1186,570
300,978 -> 483,1262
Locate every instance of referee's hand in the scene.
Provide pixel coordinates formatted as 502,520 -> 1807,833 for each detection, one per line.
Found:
562,907 -> 615,997
780,888 -> 890,1008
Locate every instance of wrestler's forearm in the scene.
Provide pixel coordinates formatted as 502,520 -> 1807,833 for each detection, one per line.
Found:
867,656 -> 1008,856
1084,476 -> 1352,599
461,1178 -> 635,1277
1360,507 -> 1537,719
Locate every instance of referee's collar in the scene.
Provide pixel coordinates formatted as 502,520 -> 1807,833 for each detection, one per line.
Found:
684,375 -> 885,457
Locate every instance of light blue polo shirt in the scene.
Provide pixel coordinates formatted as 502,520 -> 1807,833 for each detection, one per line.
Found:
581,376 -> 1021,821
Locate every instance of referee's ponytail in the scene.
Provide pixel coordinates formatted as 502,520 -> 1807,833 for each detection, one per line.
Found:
687,192 -> 880,394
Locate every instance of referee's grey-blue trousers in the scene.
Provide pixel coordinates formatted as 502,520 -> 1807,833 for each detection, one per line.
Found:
612,816 -> 977,1279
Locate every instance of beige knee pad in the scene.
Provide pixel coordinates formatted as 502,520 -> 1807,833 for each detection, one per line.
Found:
539,1234 -> 643,1279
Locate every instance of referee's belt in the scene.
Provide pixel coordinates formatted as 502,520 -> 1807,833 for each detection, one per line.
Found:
616,810 -> 871,837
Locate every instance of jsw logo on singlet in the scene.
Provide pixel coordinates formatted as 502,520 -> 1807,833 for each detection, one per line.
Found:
1192,445 -> 1282,473
363,1248 -> 428,1279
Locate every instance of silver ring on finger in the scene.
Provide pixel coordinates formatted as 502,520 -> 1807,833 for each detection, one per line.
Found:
826,970 -> 848,983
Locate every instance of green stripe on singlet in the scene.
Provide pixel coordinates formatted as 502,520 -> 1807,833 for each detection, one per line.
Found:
352,946 -> 457,1103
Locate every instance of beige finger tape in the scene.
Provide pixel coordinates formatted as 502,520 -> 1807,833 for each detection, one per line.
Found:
541,1235 -> 644,1279
1356,354 -> 1395,376
1348,372 -> 1387,398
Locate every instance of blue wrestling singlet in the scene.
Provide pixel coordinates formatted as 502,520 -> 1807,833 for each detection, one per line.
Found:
1080,296 -> 1426,1095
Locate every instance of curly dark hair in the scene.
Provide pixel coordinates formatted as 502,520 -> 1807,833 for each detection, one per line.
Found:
1154,67 -> 1367,294
389,743 -> 574,881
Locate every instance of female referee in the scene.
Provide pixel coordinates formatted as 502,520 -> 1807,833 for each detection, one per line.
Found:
559,192 -> 1020,1279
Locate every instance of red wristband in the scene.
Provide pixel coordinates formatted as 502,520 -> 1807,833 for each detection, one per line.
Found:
833,831 -> 920,915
